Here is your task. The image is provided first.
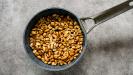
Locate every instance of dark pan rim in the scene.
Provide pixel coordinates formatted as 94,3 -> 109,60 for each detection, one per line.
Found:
23,7 -> 88,71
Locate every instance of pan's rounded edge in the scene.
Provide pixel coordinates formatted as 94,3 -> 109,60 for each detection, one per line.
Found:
23,7 -> 88,71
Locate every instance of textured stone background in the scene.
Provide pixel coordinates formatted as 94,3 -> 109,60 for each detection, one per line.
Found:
0,0 -> 133,75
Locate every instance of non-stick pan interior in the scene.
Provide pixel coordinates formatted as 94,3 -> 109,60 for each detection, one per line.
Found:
23,8 -> 87,71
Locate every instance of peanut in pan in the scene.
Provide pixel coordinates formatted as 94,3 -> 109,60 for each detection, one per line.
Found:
29,14 -> 83,66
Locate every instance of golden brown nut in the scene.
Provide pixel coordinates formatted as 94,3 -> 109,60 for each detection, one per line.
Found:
29,14 -> 83,66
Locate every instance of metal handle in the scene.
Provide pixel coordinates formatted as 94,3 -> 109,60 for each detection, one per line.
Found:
81,0 -> 133,33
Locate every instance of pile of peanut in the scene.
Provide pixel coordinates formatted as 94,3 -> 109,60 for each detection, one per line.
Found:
29,14 -> 83,65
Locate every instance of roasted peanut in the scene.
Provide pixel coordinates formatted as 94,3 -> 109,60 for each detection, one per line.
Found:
29,14 -> 83,66
37,56 -> 41,59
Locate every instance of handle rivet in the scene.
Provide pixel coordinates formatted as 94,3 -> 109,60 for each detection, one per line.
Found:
129,1 -> 133,6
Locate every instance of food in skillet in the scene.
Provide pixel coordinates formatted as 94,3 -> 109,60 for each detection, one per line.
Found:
29,14 -> 83,65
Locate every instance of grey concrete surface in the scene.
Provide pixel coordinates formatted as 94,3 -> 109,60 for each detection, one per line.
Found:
0,0 -> 133,75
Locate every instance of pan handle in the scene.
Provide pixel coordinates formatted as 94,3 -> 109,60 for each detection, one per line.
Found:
81,0 -> 133,33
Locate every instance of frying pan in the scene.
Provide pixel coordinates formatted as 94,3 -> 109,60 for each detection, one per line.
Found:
23,0 -> 133,71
